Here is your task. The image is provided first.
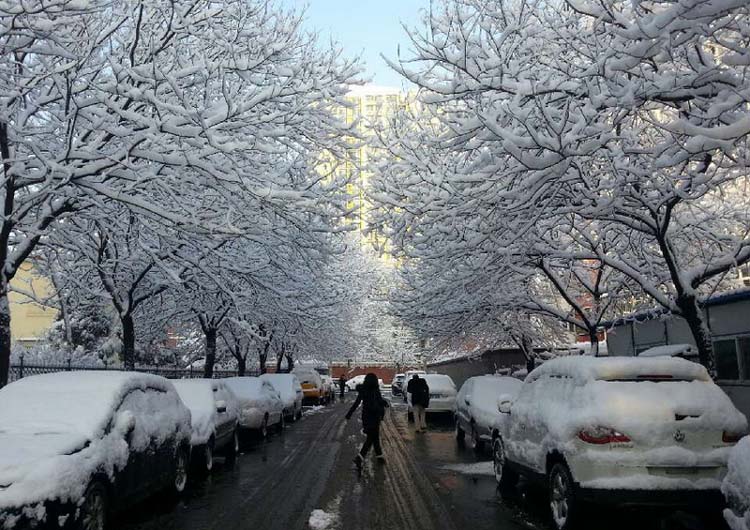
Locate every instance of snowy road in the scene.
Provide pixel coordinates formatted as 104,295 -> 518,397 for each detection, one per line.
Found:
114,396 -> 726,530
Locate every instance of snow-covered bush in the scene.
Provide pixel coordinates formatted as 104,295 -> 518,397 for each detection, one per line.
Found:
724,437 -> 750,530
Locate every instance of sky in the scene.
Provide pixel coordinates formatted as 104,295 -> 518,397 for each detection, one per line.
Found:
282,0 -> 425,88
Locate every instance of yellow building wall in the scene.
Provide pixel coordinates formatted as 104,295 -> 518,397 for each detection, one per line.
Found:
9,262 -> 58,343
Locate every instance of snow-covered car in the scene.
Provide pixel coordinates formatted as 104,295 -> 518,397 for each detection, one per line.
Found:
320,375 -> 335,404
0,371 -> 192,530
345,374 -> 366,392
455,375 -> 523,452
638,343 -> 699,362
224,377 -> 284,438
494,356 -> 748,530
407,374 -> 457,417
391,373 -> 406,396
172,379 -> 240,475
724,435 -> 750,530
260,373 -> 303,421
293,367 -> 325,404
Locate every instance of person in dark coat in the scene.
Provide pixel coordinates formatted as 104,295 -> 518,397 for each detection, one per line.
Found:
345,373 -> 389,466
406,374 -> 430,433
339,375 -> 347,401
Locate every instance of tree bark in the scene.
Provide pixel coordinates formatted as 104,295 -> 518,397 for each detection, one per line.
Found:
121,313 -> 136,370
203,327 -> 217,379
237,354 -> 246,376
0,285 -> 11,388
676,294 -> 715,376
259,351 -> 267,374
276,350 -> 284,372
285,353 -> 294,373
588,329 -> 600,357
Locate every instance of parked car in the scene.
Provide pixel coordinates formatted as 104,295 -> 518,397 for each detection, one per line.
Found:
455,375 -> 523,452
292,367 -> 326,405
495,356 -> 748,530
224,377 -> 284,438
0,371 -> 191,530
407,374 -> 457,419
723,435 -> 750,530
391,373 -> 406,396
261,373 -> 304,421
345,374 -> 366,392
172,379 -> 240,475
402,370 -> 427,402
320,375 -> 335,404
638,343 -> 699,362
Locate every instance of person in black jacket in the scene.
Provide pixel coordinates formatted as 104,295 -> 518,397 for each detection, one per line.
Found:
406,374 -> 430,433
345,373 -> 389,466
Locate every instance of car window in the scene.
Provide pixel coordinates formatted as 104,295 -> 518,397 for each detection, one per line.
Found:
117,388 -> 172,450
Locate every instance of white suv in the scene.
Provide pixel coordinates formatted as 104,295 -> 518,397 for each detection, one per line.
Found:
493,356 -> 747,530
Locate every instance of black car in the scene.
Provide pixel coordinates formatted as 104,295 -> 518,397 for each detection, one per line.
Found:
391,373 -> 406,396
0,372 -> 192,530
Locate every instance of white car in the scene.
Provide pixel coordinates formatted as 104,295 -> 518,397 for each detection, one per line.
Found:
172,379 -> 240,474
455,375 -> 523,452
0,372 -> 191,530
723,436 -> 750,530
345,374 -> 366,392
407,374 -> 457,417
224,377 -> 285,438
260,373 -> 304,421
495,356 -> 748,530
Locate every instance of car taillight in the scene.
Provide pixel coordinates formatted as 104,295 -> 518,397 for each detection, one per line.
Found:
578,426 -> 631,445
722,431 -> 747,444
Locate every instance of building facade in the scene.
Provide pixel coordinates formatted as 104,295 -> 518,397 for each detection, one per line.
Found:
9,261 -> 59,345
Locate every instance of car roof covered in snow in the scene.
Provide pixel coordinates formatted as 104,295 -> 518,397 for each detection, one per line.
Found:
638,344 -> 698,358
223,377 -> 270,399
422,374 -> 456,391
0,371 -> 177,439
528,356 -> 710,383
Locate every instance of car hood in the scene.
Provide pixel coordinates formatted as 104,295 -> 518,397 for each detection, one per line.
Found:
0,430 -> 89,477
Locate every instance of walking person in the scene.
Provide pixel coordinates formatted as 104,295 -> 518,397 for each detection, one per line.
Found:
407,374 -> 430,433
345,373 -> 389,467
339,375 -> 347,402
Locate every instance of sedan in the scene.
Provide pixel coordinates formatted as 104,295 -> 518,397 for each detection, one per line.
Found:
224,377 -> 285,438
0,371 -> 192,530
455,375 -> 522,452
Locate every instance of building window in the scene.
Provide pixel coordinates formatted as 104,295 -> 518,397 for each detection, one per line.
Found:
714,336 -> 750,382
715,340 -> 740,380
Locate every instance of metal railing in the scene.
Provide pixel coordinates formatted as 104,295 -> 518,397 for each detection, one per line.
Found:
9,357 -> 257,383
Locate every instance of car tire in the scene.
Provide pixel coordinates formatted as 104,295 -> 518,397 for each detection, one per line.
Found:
455,421 -> 465,445
549,461 -> 579,530
79,480 -> 108,530
204,439 -> 214,474
492,438 -> 517,493
225,429 -> 239,465
173,446 -> 190,494
470,426 -> 484,453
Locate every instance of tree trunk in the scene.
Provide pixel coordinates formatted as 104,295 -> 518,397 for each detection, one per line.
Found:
237,354 -> 246,376
285,353 -> 294,373
259,352 -> 267,374
588,329 -> 600,357
676,294 -> 716,376
204,327 -> 217,379
0,285 -> 11,388
276,351 -> 284,373
122,313 -> 136,370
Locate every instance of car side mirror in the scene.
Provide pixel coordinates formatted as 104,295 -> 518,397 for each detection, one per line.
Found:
115,411 -> 136,441
216,400 -> 227,414
497,394 -> 513,414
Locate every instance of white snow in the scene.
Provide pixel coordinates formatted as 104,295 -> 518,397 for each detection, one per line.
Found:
724,436 -> 750,530
308,509 -> 337,530
457,375 -> 523,434
260,373 -> 302,412
223,377 -> 283,430
172,379 -> 239,446
638,344 -> 698,359
439,461 -> 495,477
0,372 -> 190,528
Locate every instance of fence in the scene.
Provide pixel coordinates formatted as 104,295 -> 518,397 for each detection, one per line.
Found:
9,357 -> 258,383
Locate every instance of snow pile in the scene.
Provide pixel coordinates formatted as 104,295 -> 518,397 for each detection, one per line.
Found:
0,372 -> 190,527
260,374 -> 302,411
308,509 -> 337,530
723,437 -> 750,530
440,462 -> 495,477
172,379 -> 238,446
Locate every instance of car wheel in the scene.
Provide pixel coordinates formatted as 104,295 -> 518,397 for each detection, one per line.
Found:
261,415 -> 269,439
80,480 -> 108,530
492,438 -> 517,492
225,429 -> 239,464
173,446 -> 189,494
549,462 -> 578,530
455,421 -> 465,445
470,426 -> 484,453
